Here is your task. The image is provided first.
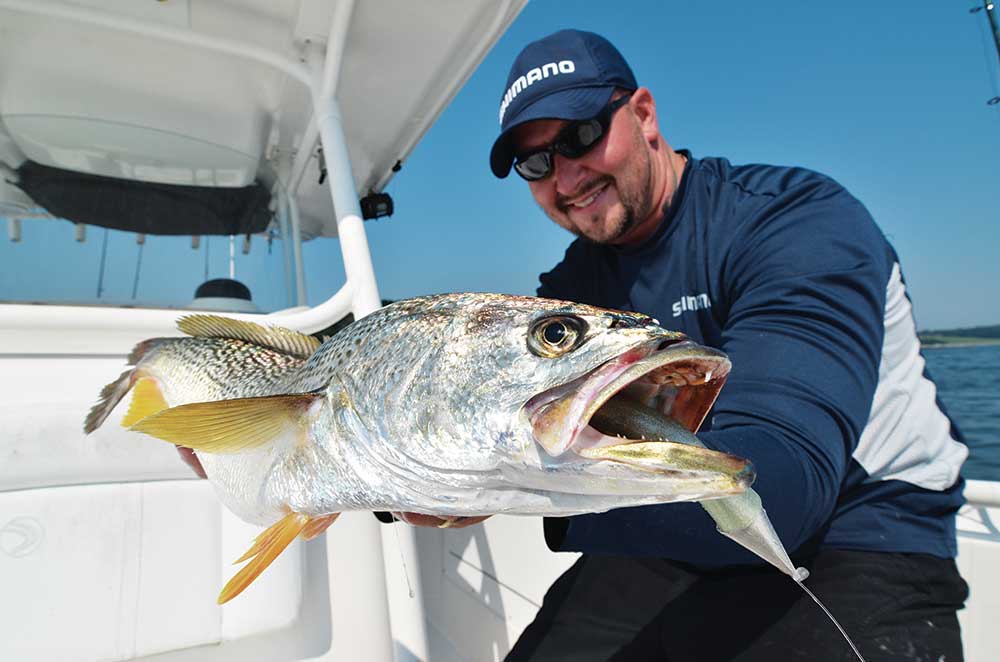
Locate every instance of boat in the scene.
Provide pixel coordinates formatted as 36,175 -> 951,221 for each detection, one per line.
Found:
0,2 -> 997,660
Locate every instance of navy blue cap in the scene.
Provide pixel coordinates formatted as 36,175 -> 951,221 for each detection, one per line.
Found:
489,29 -> 637,178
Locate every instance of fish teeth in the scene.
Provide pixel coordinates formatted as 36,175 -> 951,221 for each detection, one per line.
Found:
643,368 -> 715,387
672,366 -> 714,386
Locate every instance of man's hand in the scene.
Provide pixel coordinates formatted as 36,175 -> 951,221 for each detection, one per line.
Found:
393,512 -> 492,529
178,447 -> 207,479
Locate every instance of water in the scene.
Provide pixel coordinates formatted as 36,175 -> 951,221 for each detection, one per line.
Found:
922,344 -> 1000,482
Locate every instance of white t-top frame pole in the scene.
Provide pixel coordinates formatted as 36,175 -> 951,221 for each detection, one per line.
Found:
0,1 -> 399,660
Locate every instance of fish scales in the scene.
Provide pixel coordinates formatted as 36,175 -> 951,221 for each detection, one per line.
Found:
145,338 -> 306,402
86,293 -> 757,602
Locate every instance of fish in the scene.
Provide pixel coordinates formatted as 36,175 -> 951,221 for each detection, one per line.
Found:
84,293 -> 754,603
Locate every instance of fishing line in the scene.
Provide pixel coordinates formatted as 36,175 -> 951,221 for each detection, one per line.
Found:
597,401 -> 867,660
391,518 -> 416,598
794,577 -> 867,662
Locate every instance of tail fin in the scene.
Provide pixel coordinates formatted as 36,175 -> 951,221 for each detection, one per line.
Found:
83,368 -> 135,433
83,338 -> 170,433
126,338 -> 169,366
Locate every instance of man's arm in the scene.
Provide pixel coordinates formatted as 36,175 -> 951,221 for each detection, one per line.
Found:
552,181 -> 892,565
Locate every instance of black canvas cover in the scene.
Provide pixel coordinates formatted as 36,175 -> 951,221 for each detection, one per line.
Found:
15,161 -> 272,236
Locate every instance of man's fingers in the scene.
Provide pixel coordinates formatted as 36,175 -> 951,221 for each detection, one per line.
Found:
392,512 -> 492,528
393,512 -> 441,527
439,515 -> 491,529
177,447 -> 207,479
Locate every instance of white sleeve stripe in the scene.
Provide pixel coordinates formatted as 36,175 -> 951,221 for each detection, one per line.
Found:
852,263 -> 968,490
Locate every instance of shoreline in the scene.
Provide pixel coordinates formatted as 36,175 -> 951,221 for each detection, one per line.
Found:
921,341 -> 1000,350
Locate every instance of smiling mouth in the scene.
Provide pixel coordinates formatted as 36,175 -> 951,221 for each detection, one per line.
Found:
524,338 -> 749,483
569,184 -> 608,208
562,180 -> 611,210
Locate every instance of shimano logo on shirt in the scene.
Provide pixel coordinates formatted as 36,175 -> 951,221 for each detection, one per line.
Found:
672,293 -> 712,317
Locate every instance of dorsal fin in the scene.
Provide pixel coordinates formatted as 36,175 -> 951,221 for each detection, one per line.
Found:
177,315 -> 320,359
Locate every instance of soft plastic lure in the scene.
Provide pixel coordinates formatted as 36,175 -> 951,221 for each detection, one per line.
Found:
591,396 -> 866,662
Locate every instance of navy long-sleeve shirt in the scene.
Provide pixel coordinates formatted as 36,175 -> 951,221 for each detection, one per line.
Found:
537,153 -> 967,567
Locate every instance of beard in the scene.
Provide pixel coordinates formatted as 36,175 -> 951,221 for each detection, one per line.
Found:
555,149 -> 654,245
580,198 -> 636,245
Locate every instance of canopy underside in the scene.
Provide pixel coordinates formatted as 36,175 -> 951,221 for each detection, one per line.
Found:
0,0 -> 525,239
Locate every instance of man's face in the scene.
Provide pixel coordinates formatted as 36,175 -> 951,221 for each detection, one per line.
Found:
510,94 -> 655,246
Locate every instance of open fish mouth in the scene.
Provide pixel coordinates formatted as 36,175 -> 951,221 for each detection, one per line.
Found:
524,338 -> 753,490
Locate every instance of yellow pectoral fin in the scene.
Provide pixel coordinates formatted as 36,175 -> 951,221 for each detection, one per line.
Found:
121,377 -> 168,427
219,512 -> 311,604
130,393 -> 321,454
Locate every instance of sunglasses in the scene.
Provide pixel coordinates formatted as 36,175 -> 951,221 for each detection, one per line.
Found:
513,93 -> 633,182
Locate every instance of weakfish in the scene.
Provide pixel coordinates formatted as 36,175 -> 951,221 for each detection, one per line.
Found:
84,293 -> 759,604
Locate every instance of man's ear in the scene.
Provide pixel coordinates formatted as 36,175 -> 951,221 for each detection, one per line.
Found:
629,87 -> 660,144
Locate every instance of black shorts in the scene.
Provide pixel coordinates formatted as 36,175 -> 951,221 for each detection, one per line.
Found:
505,550 -> 968,662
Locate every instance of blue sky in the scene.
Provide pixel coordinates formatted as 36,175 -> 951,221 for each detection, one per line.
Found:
370,1 -> 1000,331
2,1 -> 998,330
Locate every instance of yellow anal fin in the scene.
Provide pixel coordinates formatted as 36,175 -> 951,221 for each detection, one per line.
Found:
219,512 -> 310,604
233,520 -> 288,564
300,513 -> 340,541
232,513 -> 339,566
121,377 -> 168,427
130,393 -> 321,454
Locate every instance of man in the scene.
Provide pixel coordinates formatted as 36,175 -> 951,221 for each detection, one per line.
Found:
483,29 -> 969,661
173,26 -> 968,661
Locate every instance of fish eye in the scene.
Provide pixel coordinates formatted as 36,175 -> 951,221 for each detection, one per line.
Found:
528,316 -> 586,358
544,322 -> 567,345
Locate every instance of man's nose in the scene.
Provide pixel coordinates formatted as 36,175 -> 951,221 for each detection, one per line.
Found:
553,153 -> 587,195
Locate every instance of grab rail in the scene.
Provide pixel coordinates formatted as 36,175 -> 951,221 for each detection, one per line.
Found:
965,479 -> 1000,508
